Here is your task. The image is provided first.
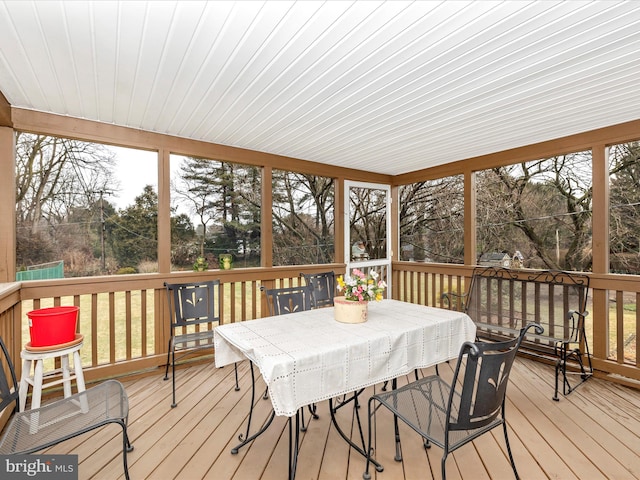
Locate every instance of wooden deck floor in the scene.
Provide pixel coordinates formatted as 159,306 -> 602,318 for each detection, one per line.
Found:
43,357 -> 640,480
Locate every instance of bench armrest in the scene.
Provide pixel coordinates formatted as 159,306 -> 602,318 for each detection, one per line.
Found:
556,310 -> 590,347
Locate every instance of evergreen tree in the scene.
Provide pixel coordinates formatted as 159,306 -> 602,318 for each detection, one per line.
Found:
109,185 -> 158,269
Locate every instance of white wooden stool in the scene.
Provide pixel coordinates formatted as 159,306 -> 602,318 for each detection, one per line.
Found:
19,334 -> 86,412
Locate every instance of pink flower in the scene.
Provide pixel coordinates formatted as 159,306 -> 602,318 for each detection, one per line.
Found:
336,269 -> 386,302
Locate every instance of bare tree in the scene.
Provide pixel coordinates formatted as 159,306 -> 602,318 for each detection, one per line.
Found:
15,133 -> 116,269
16,133 -> 116,227
399,176 -> 464,263
609,142 -> 640,273
272,171 -> 334,265
349,187 -> 386,260
477,153 -> 593,271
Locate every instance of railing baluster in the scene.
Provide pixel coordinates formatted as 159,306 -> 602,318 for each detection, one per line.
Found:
125,290 -> 132,360
617,290 -> 625,364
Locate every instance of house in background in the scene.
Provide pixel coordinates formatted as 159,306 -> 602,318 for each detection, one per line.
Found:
478,252 -> 512,268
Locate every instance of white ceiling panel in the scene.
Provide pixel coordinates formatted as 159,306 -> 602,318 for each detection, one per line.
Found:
1,0 -> 640,175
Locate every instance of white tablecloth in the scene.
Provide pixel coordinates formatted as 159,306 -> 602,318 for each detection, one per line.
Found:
214,299 -> 476,417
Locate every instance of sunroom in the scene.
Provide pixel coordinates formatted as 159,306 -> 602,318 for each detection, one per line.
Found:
1,1 -> 640,479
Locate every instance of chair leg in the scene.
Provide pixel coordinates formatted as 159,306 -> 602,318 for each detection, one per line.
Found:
363,397 -> 376,480
234,362 -> 240,391
300,406 -> 307,432
441,452 -> 449,480
502,421 -> 520,479
19,357 -> 31,412
170,349 -> 177,408
300,403 -> 319,431
553,357 -> 561,401
121,421 -> 134,480
288,411 -> 301,480
393,413 -> 402,461
308,402 -> 319,420
553,343 -> 567,401
163,339 -> 172,380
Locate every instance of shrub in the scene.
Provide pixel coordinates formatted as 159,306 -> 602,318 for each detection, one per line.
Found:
116,266 -> 138,275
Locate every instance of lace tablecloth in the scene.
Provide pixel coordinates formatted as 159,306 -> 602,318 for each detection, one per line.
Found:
214,299 -> 476,417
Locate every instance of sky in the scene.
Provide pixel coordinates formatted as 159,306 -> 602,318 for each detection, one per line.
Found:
109,146 -> 157,210
109,146 -> 187,217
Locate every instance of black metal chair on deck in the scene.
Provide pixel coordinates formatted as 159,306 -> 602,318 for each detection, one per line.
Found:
364,323 -> 543,480
0,336 -> 133,479
262,284 -> 314,316
260,284 -> 317,427
164,280 -> 230,408
300,271 -> 336,308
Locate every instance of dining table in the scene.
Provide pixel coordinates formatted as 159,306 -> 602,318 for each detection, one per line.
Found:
214,298 -> 476,479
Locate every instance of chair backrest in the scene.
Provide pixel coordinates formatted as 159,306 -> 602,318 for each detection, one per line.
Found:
262,285 -> 314,316
164,280 -> 220,329
0,336 -> 19,414
447,323 -> 542,432
465,267 -> 589,342
300,271 -> 336,308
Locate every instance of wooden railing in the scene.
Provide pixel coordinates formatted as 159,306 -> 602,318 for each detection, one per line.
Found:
392,262 -> 471,308
588,273 -> 640,383
1,265 -> 345,385
1,262 -> 639,391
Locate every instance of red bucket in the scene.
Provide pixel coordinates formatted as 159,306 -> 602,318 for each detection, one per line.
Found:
27,306 -> 79,347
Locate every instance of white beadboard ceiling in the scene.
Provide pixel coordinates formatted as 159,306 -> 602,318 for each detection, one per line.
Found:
1,1 -> 640,175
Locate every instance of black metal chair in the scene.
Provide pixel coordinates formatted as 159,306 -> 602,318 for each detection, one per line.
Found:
260,284 -> 314,397
364,323 -> 543,480
0,336 -> 133,479
300,271 -> 336,308
260,284 -> 317,427
261,284 -> 314,316
164,280 -> 229,408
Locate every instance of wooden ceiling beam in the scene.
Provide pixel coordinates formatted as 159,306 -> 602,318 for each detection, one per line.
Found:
11,108 -> 392,184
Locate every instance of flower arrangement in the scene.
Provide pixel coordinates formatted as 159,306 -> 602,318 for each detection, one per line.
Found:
337,269 -> 387,302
